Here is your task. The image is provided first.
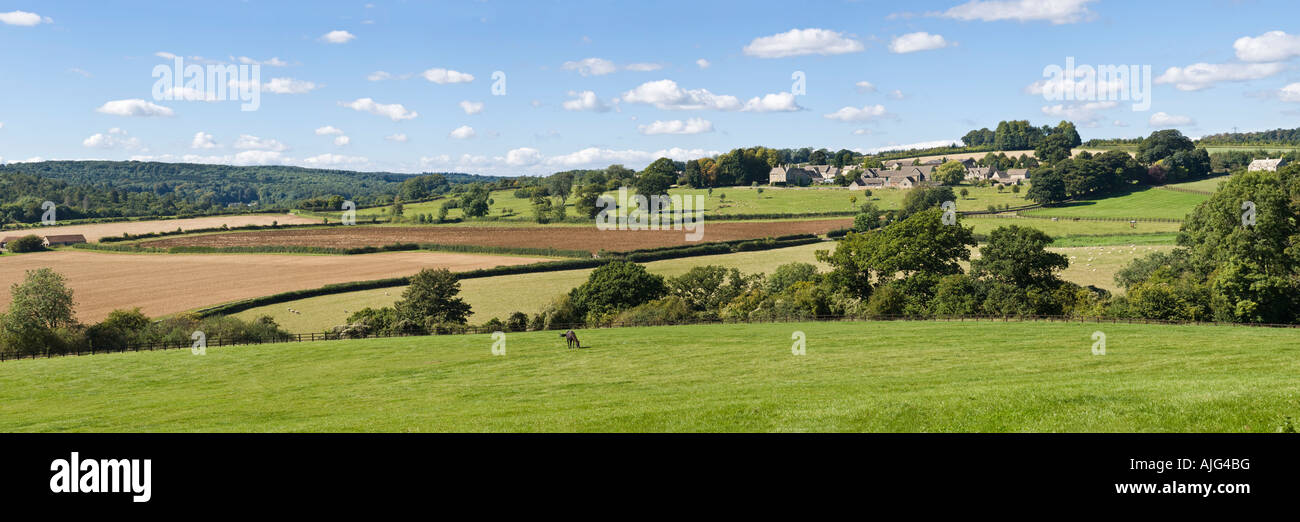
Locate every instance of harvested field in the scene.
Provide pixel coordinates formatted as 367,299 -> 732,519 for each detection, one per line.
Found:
0,250 -> 547,323
0,214 -> 320,243
137,220 -> 852,252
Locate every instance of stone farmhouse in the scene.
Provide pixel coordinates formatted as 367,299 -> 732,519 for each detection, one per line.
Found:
767,164 -> 843,185
1247,158 -> 1289,172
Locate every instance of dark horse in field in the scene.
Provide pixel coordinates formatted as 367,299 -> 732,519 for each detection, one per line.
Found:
560,330 -> 581,349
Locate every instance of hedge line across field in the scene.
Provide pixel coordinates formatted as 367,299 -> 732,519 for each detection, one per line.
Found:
75,241 -> 593,258
191,236 -> 826,318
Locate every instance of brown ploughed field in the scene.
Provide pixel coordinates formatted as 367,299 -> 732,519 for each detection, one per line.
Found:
137,219 -> 852,252
0,250 -> 547,323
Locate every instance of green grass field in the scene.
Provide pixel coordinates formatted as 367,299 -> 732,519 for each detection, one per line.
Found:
2,321 -> 1297,432
1021,186 -> 1208,221
233,242 -> 1170,332
1161,175 -> 1230,193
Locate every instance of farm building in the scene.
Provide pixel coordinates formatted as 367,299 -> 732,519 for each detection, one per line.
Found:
967,166 -> 1002,181
1247,158 -> 1289,172
0,234 -> 88,249
44,234 -> 88,247
768,165 -> 814,185
768,164 -> 842,185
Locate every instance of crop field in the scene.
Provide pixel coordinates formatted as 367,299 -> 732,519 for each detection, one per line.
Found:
2,320 -> 1296,432
234,242 -> 1170,332
0,213 -> 321,243
135,220 -> 852,253
1021,186 -> 1208,221
0,250 -> 547,323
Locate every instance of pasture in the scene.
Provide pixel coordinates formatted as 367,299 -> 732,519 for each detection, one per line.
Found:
0,250 -> 547,323
2,320 -> 1296,432
1021,186 -> 1208,221
0,213 -> 320,242
233,242 -> 1170,332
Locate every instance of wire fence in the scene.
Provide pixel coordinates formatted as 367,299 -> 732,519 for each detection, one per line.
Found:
4,313 -> 1297,363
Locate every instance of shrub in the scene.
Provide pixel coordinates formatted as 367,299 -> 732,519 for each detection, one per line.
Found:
7,235 -> 46,253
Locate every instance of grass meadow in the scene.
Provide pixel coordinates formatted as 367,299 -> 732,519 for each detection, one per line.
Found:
2,321 -> 1296,432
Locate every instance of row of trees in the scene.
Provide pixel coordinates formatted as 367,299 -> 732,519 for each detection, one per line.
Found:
1026,130 -> 1212,204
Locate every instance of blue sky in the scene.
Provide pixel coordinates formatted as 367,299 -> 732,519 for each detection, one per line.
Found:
1,0 -> 1299,175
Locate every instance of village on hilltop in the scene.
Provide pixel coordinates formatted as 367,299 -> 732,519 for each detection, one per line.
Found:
768,157 -> 1029,189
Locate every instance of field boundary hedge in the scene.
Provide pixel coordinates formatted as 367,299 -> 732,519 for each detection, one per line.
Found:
75,241 -> 591,258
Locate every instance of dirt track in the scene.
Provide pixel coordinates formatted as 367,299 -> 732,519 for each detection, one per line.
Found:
0,250 -> 546,323
1,214 -> 321,243
138,220 -> 852,252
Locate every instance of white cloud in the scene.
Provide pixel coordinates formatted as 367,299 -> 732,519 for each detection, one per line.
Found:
459,100 -> 485,115
0,122 -> 5,130
741,92 -> 803,112
1155,62 -> 1286,91
333,136 -> 351,146
638,118 -> 715,135
855,81 -> 876,93
743,28 -> 864,58
315,126 -> 344,136
303,153 -> 368,167
422,68 -> 474,84
824,104 -> 888,122
696,59 -> 711,69
506,148 -> 544,166
888,89 -> 905,100
562,57 -> 617,76
1234,31 -> 1300,62
889,32 -> 949,54
449,125 -> 476,139
621,79 -> 741,110
96,99 -> 174,117
1280,83 -> 1300,102
262,78 -> 318,94
1148,112 -> 1194,127
941,0 -> 1096,24
191,131 -> 217,149
82,128 -> 141,150
0,10 -> 51,26
321,30 -> 356,44
385,133 -> 409,143
339,97 -> 418,121
367,71 -> 393,81
1112,120 -> 1129,127
562,90 -> 613,112
233,134 -> 289,152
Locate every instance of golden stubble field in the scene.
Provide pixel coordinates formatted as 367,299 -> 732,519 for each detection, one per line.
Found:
0,214 -> 321,242
0,250 -> 547,323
